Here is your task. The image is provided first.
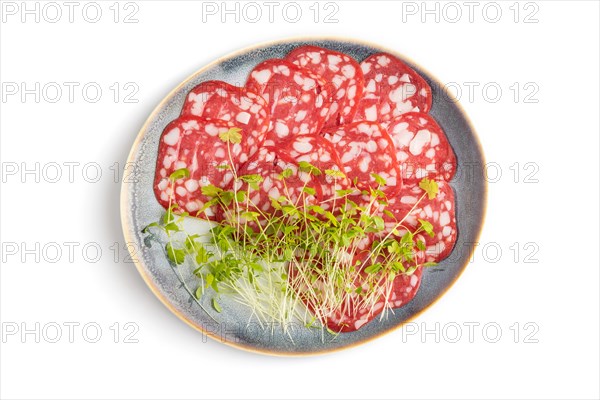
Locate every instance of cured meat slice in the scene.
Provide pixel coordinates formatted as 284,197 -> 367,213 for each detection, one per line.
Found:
279,134 -> 350,204
245,59 -> 331,146
153,117 -> 241,219
322,121 -> 402,196
234,146 -> 321,222
387,112 -> 456,182
383,181 -> 457,262
181,80 -> 269,161
354,53 -> 432,124
286,45 -> 364,127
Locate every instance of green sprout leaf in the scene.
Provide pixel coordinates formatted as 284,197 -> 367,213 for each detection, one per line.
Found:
371,173 -> 387,186
169,168 -> 190,181
419,177 -> 439,200
218,127 -> 242,144
212,298 -> 222,313
165,242 -> 185,265
419,219 -> 435,238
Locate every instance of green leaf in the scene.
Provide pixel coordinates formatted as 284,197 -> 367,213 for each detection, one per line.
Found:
422,261 -> 438,268
416,239 -> 426,251
325,169 -> 346,178
235,190 -> 246,202
169,168 -> 190,181
195,286 -> 203,299
372,215 -> 385,231
280,168 -> 294,179
419,177 -> 439,200
212,298 -> 222,313
206,273 -> 215,288
302,187 -> 316,196
165,242 -> 185,265
201,185 -> 223,197
298,161 -> 321,176
371,173 -> 387,186
419,219 -> 435,238
142,222 -> 159,233
218,127 -> 242,144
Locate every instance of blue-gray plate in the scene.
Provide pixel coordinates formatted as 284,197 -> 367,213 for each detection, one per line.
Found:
120,37 -> 487,356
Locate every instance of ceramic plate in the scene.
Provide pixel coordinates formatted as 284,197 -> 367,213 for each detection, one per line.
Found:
120,37 -> 487,355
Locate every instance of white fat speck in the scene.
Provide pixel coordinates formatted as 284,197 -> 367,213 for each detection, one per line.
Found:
364,105 -> 377,121
387,176 -> 397,186
409,129 -> 431,155
358,157 -> 370,172
185,179 -> 199,192
392,123 -> 413,146
341,64 -> 355,79
375,73 -> 383,82
361,62 -> 372,74
332,75 -> 344,88
420,88 -> 428,96
176,186 -> 187,196
295,110 -> 307,122
400,73 -> 411,83
309,52 -> 321,63
268,187 -> 280,199
440,211 -> 450,226
410,274 -> 418,286
443,226 -> 452,237
425,148 -> 436,158
378,138 -> 389,149
252,69 -> 271,85
205,124 -> 219,136
174,161 -> 186,170
388,76 -> 399,85
275,122 -> 289,137
347,85 -> 356,99
327,54 -> 342,65
377,55 -> 391,66
366,140 -> 377,152
236,112 -> 251,125
354,318 -> 368,330
186,201 -> 199,212
250,104 -> 261,113
424,205 -> 433,218
401,196 -> 418,204
415,168 -> 427,178
341,151 -> 353,164
431,133 -> 440,146
163,128 -> 180,146
366,79 -> 377,92
160,192 -> 168,201
214,148 -> 225,158
157,180 -> 168,190
182,120 -> 200,131
445,200 -> 452,210
293,139 -> 312,154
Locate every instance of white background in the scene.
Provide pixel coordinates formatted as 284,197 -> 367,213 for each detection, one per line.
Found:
1,1 -> 599,399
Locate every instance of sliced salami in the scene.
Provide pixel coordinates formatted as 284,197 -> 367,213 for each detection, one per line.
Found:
383,181 -> 457,262
245,59 -> 331,146
387,112 -> 456,182
181,80 -> 269,161
279,134 -> 350,204
153,117 -> 241,219
354,53 -> 432,124
234,146 -> 321,221
322,121 -> 402,196
286,45 -> 364,127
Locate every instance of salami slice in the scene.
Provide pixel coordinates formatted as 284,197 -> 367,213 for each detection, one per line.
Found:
234,146 -> 321,222
245,59 -> 331,146
286,45 -> 364,127
387,112 -> 456,182
153,117 -> 241,219
383,181 -> 457,262
279,134 -> 350,204
181,80 -> 269,161
322,121 -> 402,196
354,53 -> 432,124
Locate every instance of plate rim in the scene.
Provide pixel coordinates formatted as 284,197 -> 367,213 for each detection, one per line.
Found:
120,35 -> 488,357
